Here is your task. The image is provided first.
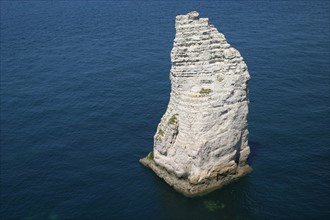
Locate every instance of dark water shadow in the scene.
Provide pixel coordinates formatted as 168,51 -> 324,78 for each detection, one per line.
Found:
143,163 -> 253,220
248,140 -> 263,166
151,175 -> 253,220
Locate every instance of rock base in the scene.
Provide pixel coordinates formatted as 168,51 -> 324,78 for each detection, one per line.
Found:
139,152 -> 252,197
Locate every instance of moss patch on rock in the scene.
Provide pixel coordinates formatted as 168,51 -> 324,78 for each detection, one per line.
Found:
147,151 -> 154,160
168,114 -> 178,125
158,129 -> 164,136
199,88 -> 212,95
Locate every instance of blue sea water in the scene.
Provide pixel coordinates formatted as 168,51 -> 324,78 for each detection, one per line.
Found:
1,1 -> 329,219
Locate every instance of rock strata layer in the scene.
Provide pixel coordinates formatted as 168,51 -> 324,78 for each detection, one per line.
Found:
140,11 -> 252,197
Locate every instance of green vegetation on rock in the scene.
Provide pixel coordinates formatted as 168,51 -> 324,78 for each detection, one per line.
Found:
199,88 -> 212,95
147,151 -> 154,160
168,114 -> 178,125
158,129 -> 164,136
156,128 -> 165,141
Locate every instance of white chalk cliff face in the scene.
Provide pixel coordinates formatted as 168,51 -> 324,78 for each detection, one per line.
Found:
141,11 -> 251,196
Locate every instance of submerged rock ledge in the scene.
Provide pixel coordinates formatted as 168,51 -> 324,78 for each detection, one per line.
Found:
140,11 -> 252,197
140,154 -> 251,197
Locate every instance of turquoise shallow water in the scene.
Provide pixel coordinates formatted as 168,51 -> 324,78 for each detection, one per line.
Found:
1,1 -> 329,219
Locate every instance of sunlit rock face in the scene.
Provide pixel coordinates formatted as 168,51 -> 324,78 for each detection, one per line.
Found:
140,11 -> 251,196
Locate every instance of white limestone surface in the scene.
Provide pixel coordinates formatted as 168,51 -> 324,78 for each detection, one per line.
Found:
140,11 -> 251,196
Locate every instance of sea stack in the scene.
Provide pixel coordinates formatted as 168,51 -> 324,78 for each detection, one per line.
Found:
140,11 -> 252,196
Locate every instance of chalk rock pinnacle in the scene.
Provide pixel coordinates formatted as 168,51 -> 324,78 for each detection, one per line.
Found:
140,11 -> 252,196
